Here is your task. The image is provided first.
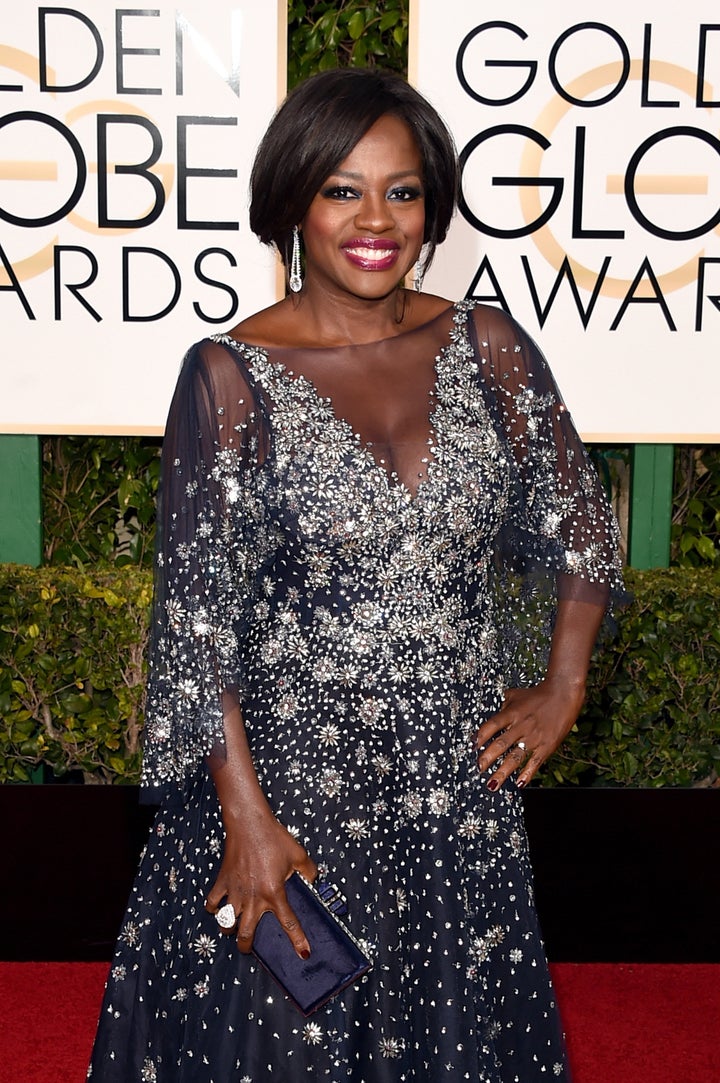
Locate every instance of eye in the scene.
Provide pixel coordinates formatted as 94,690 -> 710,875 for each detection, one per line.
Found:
388,185 -> 424,202
320,185 -> 360,201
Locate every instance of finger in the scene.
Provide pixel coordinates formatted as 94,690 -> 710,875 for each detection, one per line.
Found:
297,854 -> 318,883
484,745 -> 528,790
476,729 -> 517,771
274,898 -> 311,961
236,911 -> 257,955
475,699 -> 523,748
205,881 -> 229,913
516,750 -> 545,789
475,720 -> 504,749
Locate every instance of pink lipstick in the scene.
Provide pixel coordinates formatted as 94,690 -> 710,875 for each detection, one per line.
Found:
341,238 -> 399,271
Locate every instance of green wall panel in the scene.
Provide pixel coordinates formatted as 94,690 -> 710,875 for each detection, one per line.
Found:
628,445 -> 674,570
0,435 -> 42,566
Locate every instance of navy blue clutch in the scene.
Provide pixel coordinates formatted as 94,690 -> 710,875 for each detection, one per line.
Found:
252,873 -> 372,1016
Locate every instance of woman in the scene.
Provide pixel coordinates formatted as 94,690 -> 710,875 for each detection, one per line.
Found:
89,68 -> 622,1081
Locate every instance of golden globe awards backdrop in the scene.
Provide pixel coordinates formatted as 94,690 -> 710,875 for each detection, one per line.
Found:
0,2 -> 284,433
411,1 -> 720,440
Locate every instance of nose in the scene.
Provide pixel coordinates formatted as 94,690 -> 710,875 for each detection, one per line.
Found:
353,191 -> 394,233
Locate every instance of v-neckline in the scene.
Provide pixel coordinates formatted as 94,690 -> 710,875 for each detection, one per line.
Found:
217,304 -> 462,505
272,362 -> 442,504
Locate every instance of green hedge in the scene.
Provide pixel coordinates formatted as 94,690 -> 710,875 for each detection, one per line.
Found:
1,565 -> 719,787
545,567 -> 720,787
288,0 -> 408,86
0,566 -> 151,783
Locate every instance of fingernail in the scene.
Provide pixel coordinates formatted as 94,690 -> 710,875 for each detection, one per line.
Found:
300,948 -> 310,960
517,778 -> 526,789
487,779 -> 499,792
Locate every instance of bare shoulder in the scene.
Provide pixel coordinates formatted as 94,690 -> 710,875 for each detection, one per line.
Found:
404,290 -> 454,329
226,299 -> 298,348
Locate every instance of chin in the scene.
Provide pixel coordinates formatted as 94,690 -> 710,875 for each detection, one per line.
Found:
348,272 -> 410,299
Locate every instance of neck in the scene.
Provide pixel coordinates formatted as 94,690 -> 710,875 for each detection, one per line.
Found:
290,283 -> 411,347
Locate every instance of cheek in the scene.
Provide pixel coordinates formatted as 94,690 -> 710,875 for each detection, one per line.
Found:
301,204 -> 345,248
404,205 -> 426,241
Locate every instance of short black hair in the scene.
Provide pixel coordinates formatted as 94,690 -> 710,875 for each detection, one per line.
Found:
249,68 -> 458,275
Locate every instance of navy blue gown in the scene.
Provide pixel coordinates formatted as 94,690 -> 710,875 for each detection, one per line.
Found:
89,302 -> 622,1081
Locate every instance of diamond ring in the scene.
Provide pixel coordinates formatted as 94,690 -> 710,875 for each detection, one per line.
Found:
517,741 -> 527,751
215,903 -> 237,930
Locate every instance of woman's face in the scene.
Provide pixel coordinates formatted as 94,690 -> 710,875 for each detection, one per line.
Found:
300,113 -> 426,301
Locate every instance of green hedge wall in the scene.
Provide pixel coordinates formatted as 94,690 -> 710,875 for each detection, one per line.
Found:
1,565 -> 718,787
1,566 -> 151,783
548,567 -> 720,787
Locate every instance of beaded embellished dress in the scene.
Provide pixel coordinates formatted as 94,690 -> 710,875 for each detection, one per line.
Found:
89,301 -> 622,1082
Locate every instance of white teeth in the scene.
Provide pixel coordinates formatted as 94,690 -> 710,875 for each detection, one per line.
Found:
346,247 -> 395,261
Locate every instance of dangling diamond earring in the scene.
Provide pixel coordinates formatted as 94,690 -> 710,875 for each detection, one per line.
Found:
413,248 -> 426,292
289,225 -> 303,293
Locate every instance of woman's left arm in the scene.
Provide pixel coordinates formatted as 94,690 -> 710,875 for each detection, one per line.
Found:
469,305 -> 624,792
475,596 -> 605,790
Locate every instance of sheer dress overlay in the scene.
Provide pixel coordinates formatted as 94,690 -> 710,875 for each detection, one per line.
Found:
90,301 -> 623,1083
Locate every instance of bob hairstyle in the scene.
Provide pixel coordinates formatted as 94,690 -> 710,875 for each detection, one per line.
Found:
249,68 -> 459,279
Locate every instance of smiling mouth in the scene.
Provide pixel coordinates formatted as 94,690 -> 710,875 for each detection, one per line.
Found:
342,240 -> 400,270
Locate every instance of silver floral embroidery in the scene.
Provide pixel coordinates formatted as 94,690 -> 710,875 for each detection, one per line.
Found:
303,1022 -> 323,1045
93,302 -> 623,1082
140,1059 -> 157,1082
379,1036 -> 405,1059
193,934 -> 216,960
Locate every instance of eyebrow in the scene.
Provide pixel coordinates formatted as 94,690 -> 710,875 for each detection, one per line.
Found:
328,169 -> 423,182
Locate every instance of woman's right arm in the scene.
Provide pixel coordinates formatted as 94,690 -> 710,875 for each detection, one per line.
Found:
204,693 -> 318,958
145,340 -> 316,955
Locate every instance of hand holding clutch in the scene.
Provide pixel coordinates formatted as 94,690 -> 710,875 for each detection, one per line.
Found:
252,873 -> 372,1016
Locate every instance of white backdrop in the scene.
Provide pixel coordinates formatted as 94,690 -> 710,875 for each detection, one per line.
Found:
411,1 -> 720,440
0,2 -> 284,434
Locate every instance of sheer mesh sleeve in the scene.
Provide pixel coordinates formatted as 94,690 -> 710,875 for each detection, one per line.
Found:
468,304 -> 625,682
140,338 -> 273,802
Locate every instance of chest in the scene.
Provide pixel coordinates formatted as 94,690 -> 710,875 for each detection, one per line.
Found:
251,345 -> 513,553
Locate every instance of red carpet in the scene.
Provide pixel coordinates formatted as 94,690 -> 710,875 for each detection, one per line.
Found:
553,964 -> 720,1083
1,962 -> 718,1082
